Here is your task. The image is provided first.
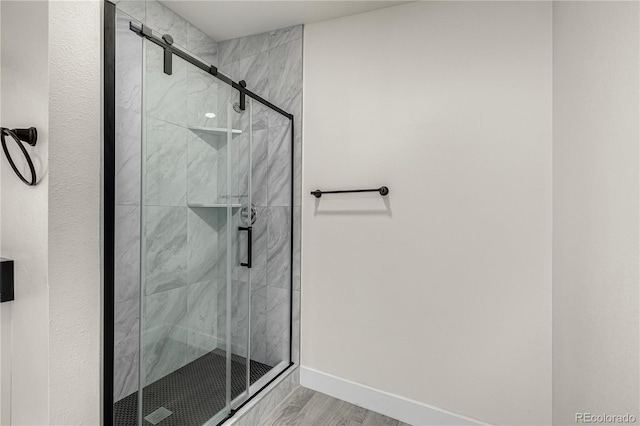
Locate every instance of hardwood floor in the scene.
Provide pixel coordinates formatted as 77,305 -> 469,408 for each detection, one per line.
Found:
261,387 -> 412,426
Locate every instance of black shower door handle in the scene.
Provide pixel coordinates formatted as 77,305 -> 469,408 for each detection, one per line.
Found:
238,226 -> 252,268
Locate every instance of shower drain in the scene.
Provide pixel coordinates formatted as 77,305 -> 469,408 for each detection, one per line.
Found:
144,407 -> 173,425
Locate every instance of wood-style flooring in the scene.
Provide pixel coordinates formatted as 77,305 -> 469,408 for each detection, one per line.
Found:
261,387 -> 412,426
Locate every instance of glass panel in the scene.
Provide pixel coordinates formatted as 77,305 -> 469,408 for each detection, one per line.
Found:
139,30 -> 233,425
260,118 -> 292,376
113,7 -> 143,426
247,101 -> 293,392
112,3 -> 294,423
229,94 -> 251,408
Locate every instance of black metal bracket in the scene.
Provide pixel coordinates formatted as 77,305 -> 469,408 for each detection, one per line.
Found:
128,21 -> 294,119
311,186 -> 389,198
162,34 -> 174,75
238,80 -> 247,111
1,258 -> 14,303
0,127 -> 38,186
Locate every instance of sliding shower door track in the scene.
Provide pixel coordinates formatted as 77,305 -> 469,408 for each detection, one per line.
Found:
216,362 -> 295,426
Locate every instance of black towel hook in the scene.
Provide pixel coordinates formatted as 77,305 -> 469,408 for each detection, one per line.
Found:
0,127 -> 38,186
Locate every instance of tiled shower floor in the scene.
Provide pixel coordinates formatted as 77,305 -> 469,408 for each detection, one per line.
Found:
114,349 -> 273,426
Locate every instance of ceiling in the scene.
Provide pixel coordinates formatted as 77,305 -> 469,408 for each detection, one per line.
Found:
160,1 -> 410,41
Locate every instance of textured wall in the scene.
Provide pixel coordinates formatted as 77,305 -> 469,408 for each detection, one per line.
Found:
48,1 -> 102,424
553,2 -> 640,424
0,1 -> 50,424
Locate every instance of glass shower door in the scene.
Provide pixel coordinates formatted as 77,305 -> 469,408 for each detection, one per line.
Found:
139,34 -> 238,425
111,4 -> 294,425
247,100 -> 292,388
228,94 -> 252,409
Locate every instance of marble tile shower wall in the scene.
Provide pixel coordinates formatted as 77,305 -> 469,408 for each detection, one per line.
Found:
113,0 -> 303,402
114,0 -> 222,401
114,7 -> 143,403
217,25 -> 303,367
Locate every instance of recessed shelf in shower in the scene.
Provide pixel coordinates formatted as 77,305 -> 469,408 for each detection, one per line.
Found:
187,203 -> 242,208
188,126 -> 243,135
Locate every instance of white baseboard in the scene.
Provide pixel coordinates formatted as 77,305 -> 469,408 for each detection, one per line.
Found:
300,367 -> 489,426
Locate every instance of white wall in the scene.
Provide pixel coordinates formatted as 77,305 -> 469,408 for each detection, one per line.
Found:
0,5 -> 7,424
0,1 -> 50,424
302,2 -> 552,425
552,2 -> 640,424
0,1 -> 102,424
48,1 -> 102,424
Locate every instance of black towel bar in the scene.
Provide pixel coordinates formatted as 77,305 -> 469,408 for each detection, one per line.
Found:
311,186 -> 389,198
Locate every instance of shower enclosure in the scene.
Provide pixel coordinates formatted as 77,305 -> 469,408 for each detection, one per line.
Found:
105,2 -> 294,425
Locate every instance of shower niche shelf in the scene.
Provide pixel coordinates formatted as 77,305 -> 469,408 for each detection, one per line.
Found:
188,203 -> 242,209
188,126 -> 243,135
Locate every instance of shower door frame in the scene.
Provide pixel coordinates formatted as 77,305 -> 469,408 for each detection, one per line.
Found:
103,2 -> 295,425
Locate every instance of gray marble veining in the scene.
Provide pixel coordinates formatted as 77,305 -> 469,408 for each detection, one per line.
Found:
235,132 -> 251,208
251,100 -> 269,131
250,285 -> 268,364
145,117 -> 187,206
293,123 -> 302,208
144,277 -> 188,330
292,289 -> 301,364
143,286 -> 189,384
187,22 -> 218,65
213,82 -> 234,130
216,208 -> 229,281
186,279 -> 219,361
146,43 -> 188,126
231,280 -> 249,356
116,298 -> 140,349
268,39 -> 303,125
268,25 -> 303,50
145,206 -> 187,295
216,22 -> 302,377
187,207 -> 221,284
113,11 -> 302,389
146,0 -> 188,48
236,52 -> 269,97
216,277 -> 228,350
267,108 -> 290,128
143,324 -> 189,385
116,0 -> 146,24
268,125 -> 292,207
187,130 -> 221,205
293,206 -> 301,293
267,207 -> 291,289
266,286 -> 289,367
187,67 -> 219,129
251,129 -> 269,207
216,141 -> 230,204
116,107 -> 141,205
116,11 -> 143,113
219,32 -> 269,66
115,205 -> 141,303
114,298 -> 140,401
251,207 -> 268,287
